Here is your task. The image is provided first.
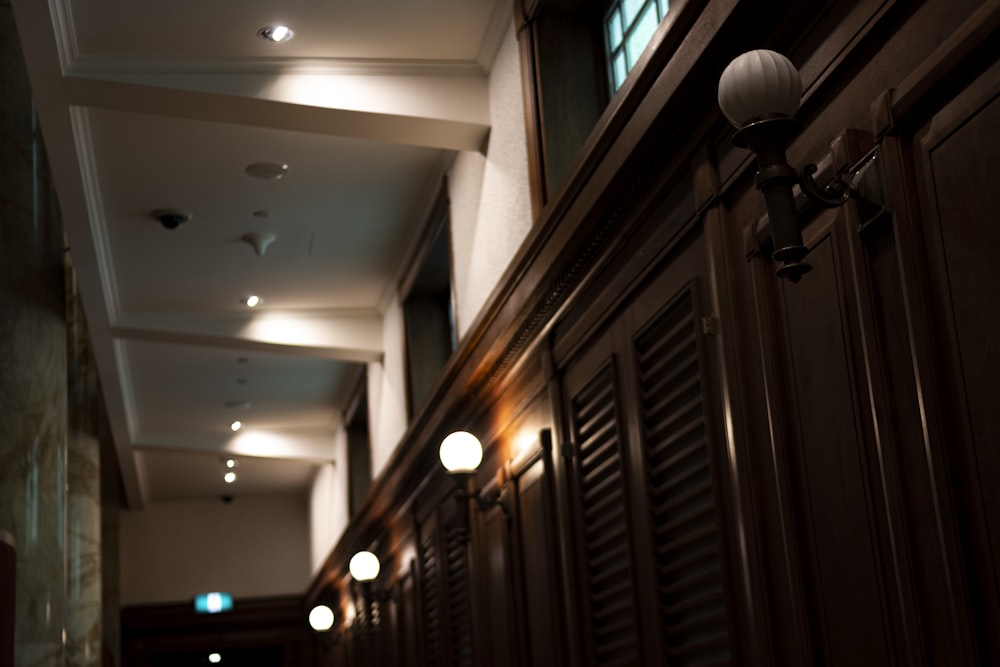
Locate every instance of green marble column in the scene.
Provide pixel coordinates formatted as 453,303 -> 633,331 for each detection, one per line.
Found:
66,432 -> 100,667
66,273 -> 102,667
0,5 -> 69,667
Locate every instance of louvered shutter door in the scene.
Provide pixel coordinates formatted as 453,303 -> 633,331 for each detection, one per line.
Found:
567,360 -> 642,667
419,531 -> 444,667
444,520 -> 474,667
633,289 -> 731,666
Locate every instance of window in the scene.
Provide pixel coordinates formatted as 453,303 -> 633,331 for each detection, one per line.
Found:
401,195 -> 456,418
605,0 -> 670,91
345,371 -> 371,517
517,0 -> 680,209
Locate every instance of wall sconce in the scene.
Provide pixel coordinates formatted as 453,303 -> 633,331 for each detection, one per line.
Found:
718,49 -> 856,282
308,604 -> 335,632
348,551 -> 380,583
438,431 -> 510,536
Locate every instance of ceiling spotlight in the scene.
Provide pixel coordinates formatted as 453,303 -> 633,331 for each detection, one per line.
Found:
209,653 -> 222,664
225,458 -> 237,469
242,295 -> 260,308
230,420 -> 242,432
245,162 -> 288,180
258,25 -> 293,42
224,471 -> 237,484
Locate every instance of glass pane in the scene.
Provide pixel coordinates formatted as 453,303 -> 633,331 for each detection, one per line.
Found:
625,2 -> 659,67
613,51 -> 627,91
659,0 -> 670,19
622,0 -> 645,27
606,9 -> 623,50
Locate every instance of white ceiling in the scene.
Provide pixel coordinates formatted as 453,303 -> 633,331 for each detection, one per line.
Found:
13,0 -> 506,506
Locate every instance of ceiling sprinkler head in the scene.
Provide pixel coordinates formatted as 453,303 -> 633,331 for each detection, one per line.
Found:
241,232 -> 277,256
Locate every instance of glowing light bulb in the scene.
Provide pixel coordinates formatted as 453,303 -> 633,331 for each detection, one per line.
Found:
224,471 -> 237,484
349,551 -> 380,582
230,421 -> 242,432
309,605 -> 334,632
438,431 -> 483,472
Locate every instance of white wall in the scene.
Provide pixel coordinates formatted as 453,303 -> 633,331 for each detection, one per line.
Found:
450,21 -> 533,339
308,456 -> 349,576
368,290 -> 408,478
359,18 -> 531,486
119,495 -> 310,605
309,19 -> 533,574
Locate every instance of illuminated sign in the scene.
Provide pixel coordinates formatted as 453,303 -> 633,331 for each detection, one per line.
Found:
194,592 -> 233,614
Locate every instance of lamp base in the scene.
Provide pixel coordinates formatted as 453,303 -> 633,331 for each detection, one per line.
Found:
731,115 -> 801,150
733,115 -> 813,281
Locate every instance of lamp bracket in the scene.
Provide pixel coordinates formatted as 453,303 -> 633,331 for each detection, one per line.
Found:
799,163 -> 854,208
470,488 -> 511,521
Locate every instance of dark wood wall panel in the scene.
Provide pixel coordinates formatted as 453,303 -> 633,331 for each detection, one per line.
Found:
285,4 -> 1000,667
477,507 -> 516,667
774,227 -> 893,665
512,452 -> 564,667
911,60 -> 1000,661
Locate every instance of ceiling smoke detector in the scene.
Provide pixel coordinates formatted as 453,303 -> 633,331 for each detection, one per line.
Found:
150,208 -> 192,230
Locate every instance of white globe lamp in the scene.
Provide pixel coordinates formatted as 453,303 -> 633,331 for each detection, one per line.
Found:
718,49 -> 802,129
349,550 -> 380,582
438,431 -> 483,473
308,604 -> 335,632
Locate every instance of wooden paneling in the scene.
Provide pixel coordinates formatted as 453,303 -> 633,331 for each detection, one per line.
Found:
770,223 -> 893,665
294,4 -> 1000,667
512,449 -> 564,667
911,58 -> 1000,662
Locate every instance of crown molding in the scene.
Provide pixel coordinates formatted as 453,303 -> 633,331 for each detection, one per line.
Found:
67,54 -> 487,78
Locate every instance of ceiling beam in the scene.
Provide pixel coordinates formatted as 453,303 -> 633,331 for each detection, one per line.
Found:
62,75 -> 490,152
135,429 -> 340,462
111,311 -> 384,363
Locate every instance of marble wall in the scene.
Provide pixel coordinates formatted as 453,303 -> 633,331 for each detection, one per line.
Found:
0,7 -> 69,667
66,433 -> 100,667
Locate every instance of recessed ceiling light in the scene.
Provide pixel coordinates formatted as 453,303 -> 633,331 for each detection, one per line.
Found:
258,25 -> 293,43
225,458 -> 238,469
209,653 -> 222,664
230,420 -> 242,432
243,295 -> 260,308
245,162 -> 288,180
224,471 -> 237,484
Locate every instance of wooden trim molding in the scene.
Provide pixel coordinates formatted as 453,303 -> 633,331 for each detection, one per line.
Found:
872,0 -> 1000,138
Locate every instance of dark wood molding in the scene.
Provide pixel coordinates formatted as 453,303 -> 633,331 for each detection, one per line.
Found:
873,0 -> 1000,138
